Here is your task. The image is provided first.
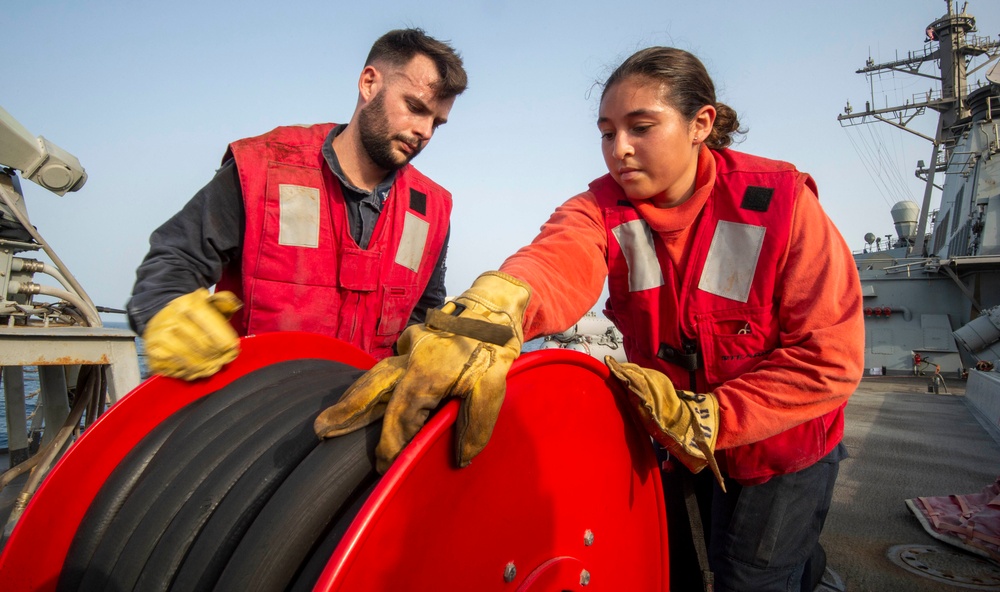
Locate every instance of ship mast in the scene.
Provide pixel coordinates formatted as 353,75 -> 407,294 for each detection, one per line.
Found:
838,0 -> 1000,255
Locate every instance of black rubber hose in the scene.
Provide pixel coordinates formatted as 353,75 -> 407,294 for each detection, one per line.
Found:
134,364 -> 358,592
57,400 -> 196,592
212,422 -> 380,592
105,361 -> 350,591
167,417 -> 327,592
167,385 -> 369,592
287,477 -> 379,592
77,360 -> 333,591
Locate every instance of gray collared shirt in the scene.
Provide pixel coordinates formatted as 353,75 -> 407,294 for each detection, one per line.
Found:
322,124 -> 394,249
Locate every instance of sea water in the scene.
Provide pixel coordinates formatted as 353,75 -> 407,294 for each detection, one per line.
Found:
0,320 -> 148,450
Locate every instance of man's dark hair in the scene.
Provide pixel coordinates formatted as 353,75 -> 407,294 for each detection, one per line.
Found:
366,28 -> 468,100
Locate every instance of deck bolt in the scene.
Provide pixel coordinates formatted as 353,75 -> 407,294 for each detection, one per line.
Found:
584,529 -> 594,546
580,569 -> 591,586
503,562 -> 516,583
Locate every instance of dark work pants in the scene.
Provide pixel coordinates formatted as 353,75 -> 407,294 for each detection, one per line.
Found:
664,443 -> 844,592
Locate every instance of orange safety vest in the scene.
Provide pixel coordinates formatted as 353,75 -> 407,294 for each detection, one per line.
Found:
596,148 -> 844,484
217,123 -> 451,360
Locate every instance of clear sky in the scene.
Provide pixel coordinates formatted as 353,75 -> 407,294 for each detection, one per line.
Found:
4,0 -> 999,322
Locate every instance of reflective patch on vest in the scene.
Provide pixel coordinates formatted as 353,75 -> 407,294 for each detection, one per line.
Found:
698,220 -> 765,303
611,219 -> 664,292
278,184 -> 320,248
395,211 -> 429,272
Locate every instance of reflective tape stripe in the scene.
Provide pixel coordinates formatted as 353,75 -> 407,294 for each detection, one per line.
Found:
395,211 -> 429,272
611,219 -> 664,292
698,220 -> 765,303
278,184 -> 320,248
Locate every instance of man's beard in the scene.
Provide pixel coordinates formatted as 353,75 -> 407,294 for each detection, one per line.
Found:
358,91 -> 422,171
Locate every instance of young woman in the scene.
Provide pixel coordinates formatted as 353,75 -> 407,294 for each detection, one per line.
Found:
317,46 -> 864,592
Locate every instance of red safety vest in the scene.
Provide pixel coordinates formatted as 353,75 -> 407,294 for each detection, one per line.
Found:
216,123 -> 451,360
596,148 -> 844,484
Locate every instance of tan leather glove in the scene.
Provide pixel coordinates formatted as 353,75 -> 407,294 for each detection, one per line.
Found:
314,271 -> 531,473
142,288 -> 242,380
605,356 -> 725,490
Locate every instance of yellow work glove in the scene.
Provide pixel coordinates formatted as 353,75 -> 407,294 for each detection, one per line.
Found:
314,271 -> 531,473
605,357 -> 725,490
142,288 -> 242,380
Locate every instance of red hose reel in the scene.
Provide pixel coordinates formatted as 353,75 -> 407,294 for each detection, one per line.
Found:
0,333 -> 668,591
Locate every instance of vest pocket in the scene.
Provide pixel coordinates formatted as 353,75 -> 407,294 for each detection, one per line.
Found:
255,162 -> 338,287
376,286 -> 414,338
696,304 -> 777,385
339,248 -> 381,292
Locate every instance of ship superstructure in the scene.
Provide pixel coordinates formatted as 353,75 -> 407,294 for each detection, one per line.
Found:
840,0 -> 1000,378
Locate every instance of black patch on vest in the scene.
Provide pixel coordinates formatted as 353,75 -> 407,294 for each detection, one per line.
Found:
409,189 -> 427,215
741,186 -> 773,212
656,342 -> 702,372
616,199 -> 633,208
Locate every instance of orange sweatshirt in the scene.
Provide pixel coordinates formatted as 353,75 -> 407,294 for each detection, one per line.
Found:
500,148 -> 865,449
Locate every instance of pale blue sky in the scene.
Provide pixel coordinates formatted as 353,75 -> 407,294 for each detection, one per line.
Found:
4,0 -> 999,320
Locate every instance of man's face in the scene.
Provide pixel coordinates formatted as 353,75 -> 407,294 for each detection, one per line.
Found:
358,54 -> 456,171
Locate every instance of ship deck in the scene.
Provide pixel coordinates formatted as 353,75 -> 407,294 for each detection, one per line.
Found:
823,374 -> 1000,591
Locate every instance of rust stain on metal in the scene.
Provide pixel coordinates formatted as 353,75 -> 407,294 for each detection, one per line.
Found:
34,355 -> 110,365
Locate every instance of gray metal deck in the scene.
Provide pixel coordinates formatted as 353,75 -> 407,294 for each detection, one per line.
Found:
824,375 -> 1000,590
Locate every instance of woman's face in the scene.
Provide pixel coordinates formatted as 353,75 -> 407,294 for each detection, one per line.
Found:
598,76 -> 709,207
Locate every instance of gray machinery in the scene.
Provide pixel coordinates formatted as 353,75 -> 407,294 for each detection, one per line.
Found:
0,106 -> 139,488
0,106 -> 95,325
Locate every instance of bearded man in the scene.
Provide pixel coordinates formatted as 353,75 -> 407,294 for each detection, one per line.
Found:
127,28 -> 467,380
